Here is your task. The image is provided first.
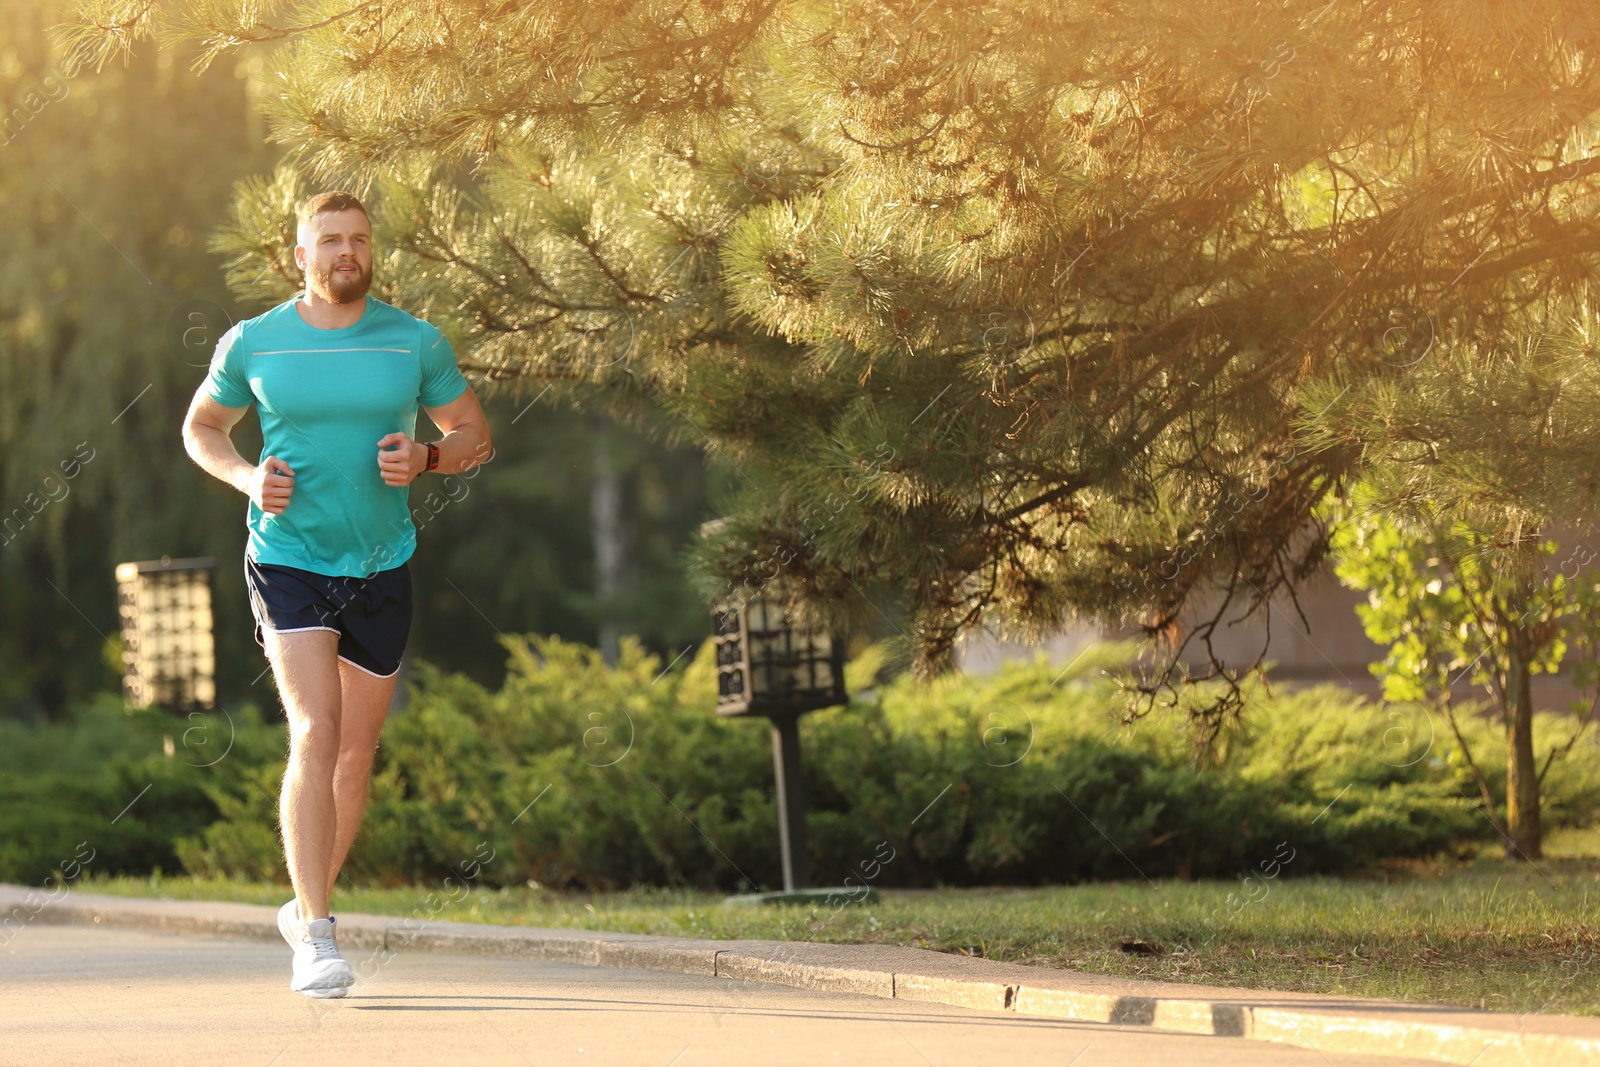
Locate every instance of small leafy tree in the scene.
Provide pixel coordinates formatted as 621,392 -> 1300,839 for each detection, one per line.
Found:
1307,319 -> 1600,859
1327,498 -> 1600,859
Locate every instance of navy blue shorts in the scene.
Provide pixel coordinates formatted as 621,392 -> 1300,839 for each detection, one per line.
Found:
244,558 -> 412,678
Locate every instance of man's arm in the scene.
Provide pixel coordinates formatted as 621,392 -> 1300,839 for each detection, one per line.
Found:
182,387 -> 295,514
376,388 -> 494,486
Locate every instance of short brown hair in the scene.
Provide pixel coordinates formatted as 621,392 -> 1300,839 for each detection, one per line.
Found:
298,190 -> 368,226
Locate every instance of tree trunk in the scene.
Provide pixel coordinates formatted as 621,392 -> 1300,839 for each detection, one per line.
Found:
591,413 -> 624,667
1503,636 -> 1542,860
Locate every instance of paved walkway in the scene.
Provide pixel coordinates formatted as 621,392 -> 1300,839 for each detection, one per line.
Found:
2,925 -> 1435,1067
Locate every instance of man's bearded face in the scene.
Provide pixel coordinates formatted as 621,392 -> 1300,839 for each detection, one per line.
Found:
298,209 -> 373,304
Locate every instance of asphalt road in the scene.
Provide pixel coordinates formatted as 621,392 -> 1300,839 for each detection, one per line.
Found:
2,925 -> 1438,1066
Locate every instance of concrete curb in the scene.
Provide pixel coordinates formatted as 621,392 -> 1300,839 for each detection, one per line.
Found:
4,883 -> 1597,1065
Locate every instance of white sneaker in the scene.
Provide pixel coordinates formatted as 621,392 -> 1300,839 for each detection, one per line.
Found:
277,899 -> 299,948
290,915 -> 354,998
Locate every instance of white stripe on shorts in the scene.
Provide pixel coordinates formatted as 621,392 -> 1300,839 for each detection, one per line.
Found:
338,654 -> 401,679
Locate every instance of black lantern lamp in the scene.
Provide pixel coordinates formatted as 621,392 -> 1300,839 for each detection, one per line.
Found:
712,593 -> 847,893
116,556 -> 217,713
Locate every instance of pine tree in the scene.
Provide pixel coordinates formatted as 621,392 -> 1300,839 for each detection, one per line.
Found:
68,0 -> 1600,725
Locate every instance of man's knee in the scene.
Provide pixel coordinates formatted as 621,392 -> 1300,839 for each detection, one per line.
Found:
335,731 -> 379,764
286,713 -> 341,764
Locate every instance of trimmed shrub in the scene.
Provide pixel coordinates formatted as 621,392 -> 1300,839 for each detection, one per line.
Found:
12,639 -> 1597,890
0,694 -> 282,884
177,637 -> 1553,889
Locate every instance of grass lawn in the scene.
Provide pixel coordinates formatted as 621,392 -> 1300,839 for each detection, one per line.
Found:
75,828 -> 1600,1018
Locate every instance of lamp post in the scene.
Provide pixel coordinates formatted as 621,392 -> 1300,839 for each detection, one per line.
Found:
115,556 -> 216,714
712,594 -> 847,892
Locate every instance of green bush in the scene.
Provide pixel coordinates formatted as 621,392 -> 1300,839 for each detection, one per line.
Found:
798,648 -> 1490,886
176,636 -> 1572,890
0,694 -> 283,884
15,640 -> 1600,891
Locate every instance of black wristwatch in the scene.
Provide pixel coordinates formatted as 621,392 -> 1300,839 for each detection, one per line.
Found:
424,442 -> 440,473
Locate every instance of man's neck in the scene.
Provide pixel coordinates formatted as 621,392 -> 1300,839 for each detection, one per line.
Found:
295,291 -> 367,330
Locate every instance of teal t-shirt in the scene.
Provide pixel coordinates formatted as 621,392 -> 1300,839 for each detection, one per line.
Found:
202,295 -> 470,577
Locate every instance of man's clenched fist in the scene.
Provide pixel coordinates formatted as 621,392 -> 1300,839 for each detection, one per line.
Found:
249,456 -> 295,514
376,432 -> 426,487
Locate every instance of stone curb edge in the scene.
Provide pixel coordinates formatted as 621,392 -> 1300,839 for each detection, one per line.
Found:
5,885 -> 1597,1067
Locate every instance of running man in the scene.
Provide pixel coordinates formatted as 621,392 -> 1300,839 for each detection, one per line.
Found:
181,190 -> 492,997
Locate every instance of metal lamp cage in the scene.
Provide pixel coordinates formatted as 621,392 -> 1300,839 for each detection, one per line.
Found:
116,556 -> 216,713
713,596 -> 846,717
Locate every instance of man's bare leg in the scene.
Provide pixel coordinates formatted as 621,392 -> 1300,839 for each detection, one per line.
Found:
266,629 -> 343,923
327,659 -> 399,885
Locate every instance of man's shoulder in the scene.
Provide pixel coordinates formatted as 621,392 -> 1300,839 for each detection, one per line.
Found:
241,297 -> 302,328
230,298 -> 302,350
365,297 -> 440,338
